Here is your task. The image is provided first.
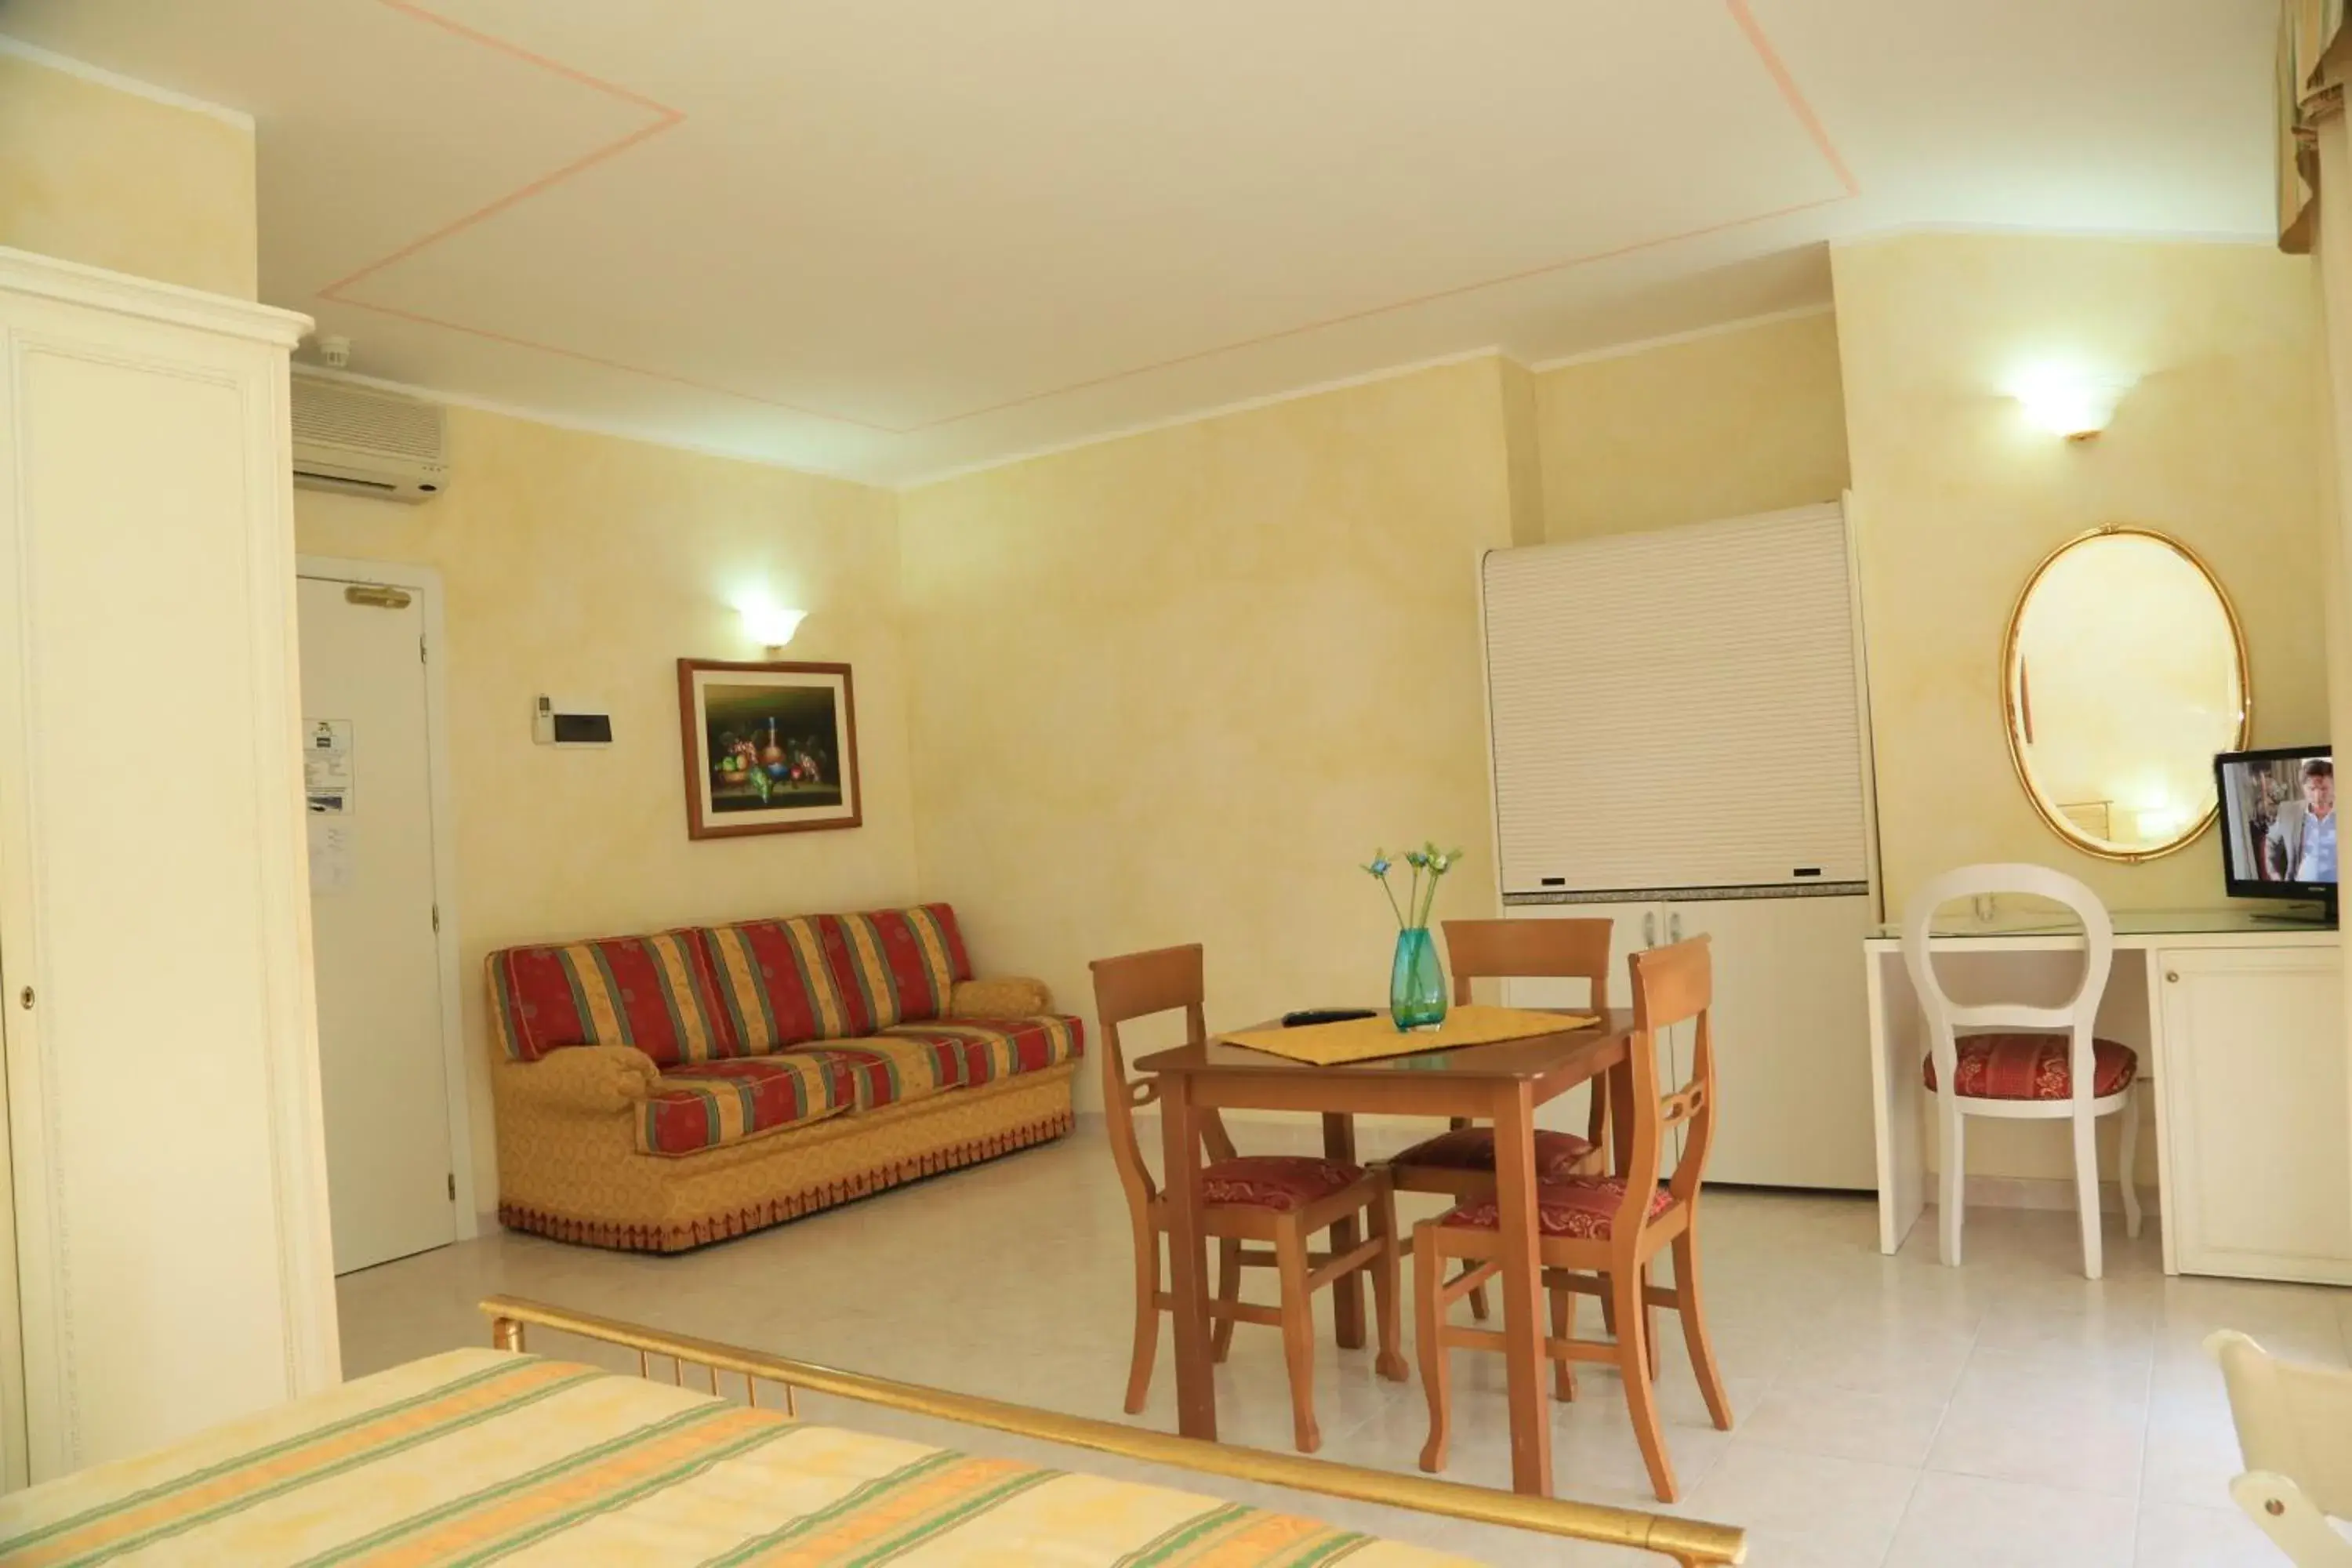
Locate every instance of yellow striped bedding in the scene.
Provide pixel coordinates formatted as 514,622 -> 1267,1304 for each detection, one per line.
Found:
0,1350 -> 1483,1566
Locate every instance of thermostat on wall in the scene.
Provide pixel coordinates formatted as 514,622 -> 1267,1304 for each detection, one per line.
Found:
534,694 -> 613,747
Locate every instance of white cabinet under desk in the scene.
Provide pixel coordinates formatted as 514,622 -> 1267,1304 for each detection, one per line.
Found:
1863,910 -> 2349,1283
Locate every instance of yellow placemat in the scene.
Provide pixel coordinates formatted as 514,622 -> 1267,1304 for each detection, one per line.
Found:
1218,1004 -> 1599,1065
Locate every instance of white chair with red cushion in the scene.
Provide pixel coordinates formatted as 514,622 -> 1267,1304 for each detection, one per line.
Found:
1088,943 -> 1406,1454
1901,863 -> 2143,1279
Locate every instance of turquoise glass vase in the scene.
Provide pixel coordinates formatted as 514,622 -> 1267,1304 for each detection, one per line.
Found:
1389,926 -> 1447,1031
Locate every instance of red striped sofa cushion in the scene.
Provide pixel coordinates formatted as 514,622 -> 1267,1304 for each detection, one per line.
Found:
637,1053 -> 867,1156
702,916 -> 853,1052
873,1014 -> 1083,1094
486,933 -> 731,1065
833,905 -> 973,1031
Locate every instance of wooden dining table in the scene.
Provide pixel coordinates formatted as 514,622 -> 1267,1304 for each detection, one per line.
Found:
1134,1009 -> 1636,1498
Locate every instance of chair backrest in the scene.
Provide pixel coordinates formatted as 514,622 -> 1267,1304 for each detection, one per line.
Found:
1088,944 -> 1207,1218
1439,917 -> 1613,1009
1900,863 -> 2115,1106
2209,1330 -> 2352,1564
1622,935 -> 1716,1222
1443,917 -> 1613,1149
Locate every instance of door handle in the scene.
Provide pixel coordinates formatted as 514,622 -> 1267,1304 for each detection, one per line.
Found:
1669,910 -> 1684,944
1643,910 -> 1657,948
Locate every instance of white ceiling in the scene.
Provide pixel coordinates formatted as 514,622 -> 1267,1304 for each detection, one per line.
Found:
0,0 -> 2280,485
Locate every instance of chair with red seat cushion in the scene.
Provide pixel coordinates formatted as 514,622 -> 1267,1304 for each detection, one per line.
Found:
1200,1156 -> 1363,1211
1902,864 -> 2144,1279
1439,1176 -> 1677,1241
1924,1031 -> 2139,1101
1088,944 -> 1405,1455
1414,936 -> 1735,1504
1386,917 -> 1614,1323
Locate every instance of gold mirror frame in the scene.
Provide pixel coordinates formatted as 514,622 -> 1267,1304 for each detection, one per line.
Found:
2000,524 -> 2252,864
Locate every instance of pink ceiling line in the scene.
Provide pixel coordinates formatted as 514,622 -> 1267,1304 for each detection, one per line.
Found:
323,0 -> 1858,439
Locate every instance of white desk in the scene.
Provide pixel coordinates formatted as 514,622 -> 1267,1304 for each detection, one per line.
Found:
1863,909 -> 2351,1283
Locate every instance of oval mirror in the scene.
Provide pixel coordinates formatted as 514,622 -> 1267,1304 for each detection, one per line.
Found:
2003,526 -> 2249,862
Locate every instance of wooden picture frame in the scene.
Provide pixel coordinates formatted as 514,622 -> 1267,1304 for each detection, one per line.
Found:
677,659 -> 862,839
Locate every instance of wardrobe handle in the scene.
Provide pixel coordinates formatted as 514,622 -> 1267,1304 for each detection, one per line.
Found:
17,986 -> 31,1009
1643,911 -> 1657,948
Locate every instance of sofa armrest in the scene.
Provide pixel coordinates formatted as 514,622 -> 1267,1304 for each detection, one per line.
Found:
949,975 -> 1053,1018
495,1044 -> 659,1115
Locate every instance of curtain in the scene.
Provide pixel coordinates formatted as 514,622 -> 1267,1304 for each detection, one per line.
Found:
2281,0 -> 2351,251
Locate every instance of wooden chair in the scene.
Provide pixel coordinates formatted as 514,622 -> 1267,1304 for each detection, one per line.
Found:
2209,1329 -> 2352,1565
1901,863 -> 2143,1279
1089,943 -> 1406,1454
1412,935 -> 1733,1503
1386,918 -> 1612,1321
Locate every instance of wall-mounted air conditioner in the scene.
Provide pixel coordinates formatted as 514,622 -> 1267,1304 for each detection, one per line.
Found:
290,368 -> 450,503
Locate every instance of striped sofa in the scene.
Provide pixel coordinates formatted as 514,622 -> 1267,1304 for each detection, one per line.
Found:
485,903 -> 1082,1251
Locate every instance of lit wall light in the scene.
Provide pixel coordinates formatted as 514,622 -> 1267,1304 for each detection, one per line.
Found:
2008,361 -> 2137,443
734,592 -> 807,653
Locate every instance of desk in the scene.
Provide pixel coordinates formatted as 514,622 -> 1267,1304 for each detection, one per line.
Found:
1862,909 -> 2349,1283
1136,1014 -> 1633,1497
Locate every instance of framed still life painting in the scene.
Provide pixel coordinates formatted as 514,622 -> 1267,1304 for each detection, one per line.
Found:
677,659 -> 862,838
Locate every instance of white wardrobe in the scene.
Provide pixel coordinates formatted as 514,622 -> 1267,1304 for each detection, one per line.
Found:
1481,504 -> 1879,1190
0,248 -> 339,1486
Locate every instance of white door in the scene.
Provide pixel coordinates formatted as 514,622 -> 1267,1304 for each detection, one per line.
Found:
297,575 -> 456,1272
1667,895 -> 1877,1189
2160,946 -> 2352,1283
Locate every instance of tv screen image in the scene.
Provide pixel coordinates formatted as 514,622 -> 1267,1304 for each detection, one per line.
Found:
2216,747 -> 2335,895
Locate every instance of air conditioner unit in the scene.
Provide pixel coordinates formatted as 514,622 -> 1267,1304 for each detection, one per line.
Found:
290,369 -> 450,503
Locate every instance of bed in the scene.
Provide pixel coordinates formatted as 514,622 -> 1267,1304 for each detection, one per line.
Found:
0,1295 -> 1745,1566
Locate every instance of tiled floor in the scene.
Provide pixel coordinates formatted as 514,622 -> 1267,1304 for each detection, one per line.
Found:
338,1121 -> 2343,1566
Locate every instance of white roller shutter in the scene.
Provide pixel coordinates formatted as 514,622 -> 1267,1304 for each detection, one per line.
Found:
1483,504 -> 1870,899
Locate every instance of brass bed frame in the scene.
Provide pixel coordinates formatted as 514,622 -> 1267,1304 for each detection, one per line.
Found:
483,1295 -> 1746,1566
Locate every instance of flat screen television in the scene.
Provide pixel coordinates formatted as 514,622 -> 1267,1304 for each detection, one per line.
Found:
2215,745 -> 2337,920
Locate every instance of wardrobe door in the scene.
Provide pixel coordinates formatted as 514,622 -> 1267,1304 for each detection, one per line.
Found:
0,256 -> 333,1481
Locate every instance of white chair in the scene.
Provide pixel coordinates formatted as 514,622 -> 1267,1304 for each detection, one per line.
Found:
1900,863 -> 2143,1278
2209,1330 -> 2352,1564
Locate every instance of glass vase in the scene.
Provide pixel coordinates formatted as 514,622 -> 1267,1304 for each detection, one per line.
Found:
1389,925 -> 1447,1031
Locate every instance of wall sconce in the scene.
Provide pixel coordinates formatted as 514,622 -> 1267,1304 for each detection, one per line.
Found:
734,593 -> 807,654
2008,362 -> 2137,444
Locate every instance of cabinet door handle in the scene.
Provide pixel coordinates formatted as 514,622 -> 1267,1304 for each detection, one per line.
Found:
1643,911 -> 1657,948
17,986 -> 31,1009
1669,910 -> 1684,944
2165,971 -> 2179,983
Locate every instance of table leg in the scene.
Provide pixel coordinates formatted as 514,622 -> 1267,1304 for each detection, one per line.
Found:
1609,1047 -> 1637,1178
1322,1112 -> 1365,1349
1490,1080 -> 1554,1497
1160,1076 -> 1217,1441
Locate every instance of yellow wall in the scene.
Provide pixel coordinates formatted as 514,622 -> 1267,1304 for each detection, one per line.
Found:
0,51 -> 258,297
898,358 -> 1519,1109
1834,233 -> 2331,916
295,407 -> 916,1202
1534,310 -> 1850,542
1835,232 -> 2330,1188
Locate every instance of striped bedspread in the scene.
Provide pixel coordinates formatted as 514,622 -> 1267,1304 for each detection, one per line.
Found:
0,1349 -> 1483,1566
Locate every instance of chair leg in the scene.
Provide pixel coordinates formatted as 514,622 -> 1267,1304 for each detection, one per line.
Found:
1210,1238 -> 1242,1363
1415,1227 -> 1451,1473
1274,1220 -> 1321,1454
2118,1087 -> 2144,1241
1366,1183 -> 1409,1382
1548,1279 -> 1578,1402
1938,1097 -> 1966,1268
1642,1260 -> 1661,1381
1124,1221 -> 1160,1415
1611,1265 -> 1677,1503
1466,1272 -> 1490,1322
1671,1233 -> 1733,1430
2073,1109 -> 2104,1281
